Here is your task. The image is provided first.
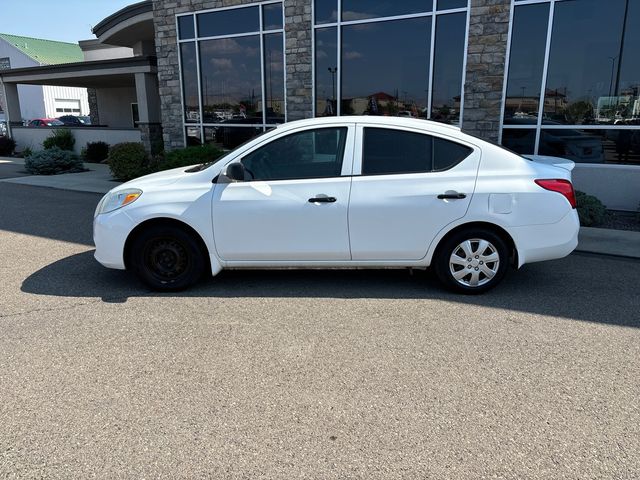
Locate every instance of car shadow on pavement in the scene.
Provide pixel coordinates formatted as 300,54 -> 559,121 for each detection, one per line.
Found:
21,250 -> 640,328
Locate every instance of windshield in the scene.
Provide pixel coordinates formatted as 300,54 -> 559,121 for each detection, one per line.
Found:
185,129 -> 274,172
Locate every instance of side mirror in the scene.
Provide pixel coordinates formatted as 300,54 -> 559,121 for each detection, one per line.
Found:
225,163 -> 245,182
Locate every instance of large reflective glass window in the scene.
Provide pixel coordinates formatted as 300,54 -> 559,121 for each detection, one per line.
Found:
315,27 -> 338,117
501,129 -> 536,154
437,0 -> 467,10
204,125 -> 265,150
539,129 -> 640,165
199,36 -> 262,124
431,12 -> 466,124
178,15 -> 195,40
503,3 -> 549,124
263,3 -> 283,30
543,0 -> 638,125
264,33 -> 285,124
341,18 -> 431,117
180,43 -> 200,123
341,0 -> 432,22
315,0 -> 338,24
197,7 -> 260,37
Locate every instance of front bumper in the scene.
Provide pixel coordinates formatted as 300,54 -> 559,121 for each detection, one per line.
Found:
93,211 -> 136,270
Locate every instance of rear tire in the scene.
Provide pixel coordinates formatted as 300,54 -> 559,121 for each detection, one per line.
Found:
129,225 -> 206,292
433,228 -> 509,294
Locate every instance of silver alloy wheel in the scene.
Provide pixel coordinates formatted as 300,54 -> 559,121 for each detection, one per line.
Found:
449,238 -> 500,288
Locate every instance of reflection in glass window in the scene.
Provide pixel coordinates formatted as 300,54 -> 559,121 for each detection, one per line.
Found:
362,128 -> 433,175
341,18 -> 431,117
539,129 -> 640,165
204,125 -> 264,150
432,12 -> 466,124
199,36 -> 262,124
503,3 -> 549,124
178,15 -> 195,40
315,0 -> 338,24
242,128 -> 347,181
197,6 -> 260,37
315,27 -> 338,117
263,3 -> 283,30
501,129 -> 536,155
437,0 -> 467,10
341,0 -> 432,22
180,43 -> 199,123
264,33 -> 285,124
543,0 -> 640,126
186,126 -> 201,146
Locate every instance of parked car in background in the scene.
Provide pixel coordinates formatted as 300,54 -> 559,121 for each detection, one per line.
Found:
28,118 -> 64,127
94,116 -> 580,294
57,115 -> 91,127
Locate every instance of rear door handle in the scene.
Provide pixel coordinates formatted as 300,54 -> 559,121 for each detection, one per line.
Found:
437,192 -> 467,200
308,196 -> 337,203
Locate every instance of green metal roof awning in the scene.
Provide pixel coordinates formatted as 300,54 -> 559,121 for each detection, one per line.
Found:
0,33 -> 83,65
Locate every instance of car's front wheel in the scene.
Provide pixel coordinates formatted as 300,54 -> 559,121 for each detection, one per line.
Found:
130,225 -> 206,291
433,228 -> 509,294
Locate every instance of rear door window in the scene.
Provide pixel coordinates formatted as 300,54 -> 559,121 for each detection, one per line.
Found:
362,127 -> 472,175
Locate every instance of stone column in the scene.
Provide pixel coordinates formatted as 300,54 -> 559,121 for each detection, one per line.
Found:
88,88 -> 100,126
284,0 -> 313,121
135,72 -> 164,154
462,0 -> 512,142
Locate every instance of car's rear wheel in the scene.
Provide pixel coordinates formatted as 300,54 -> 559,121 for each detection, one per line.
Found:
433,228 -> 509,294
130,225 -> 206,291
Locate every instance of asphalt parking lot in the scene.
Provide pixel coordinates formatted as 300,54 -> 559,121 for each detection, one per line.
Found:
0,182 -> 639,479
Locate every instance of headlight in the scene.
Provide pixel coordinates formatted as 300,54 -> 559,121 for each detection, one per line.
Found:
95,189 -> 142,216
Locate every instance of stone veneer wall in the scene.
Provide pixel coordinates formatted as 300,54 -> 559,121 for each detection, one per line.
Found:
462,0 -> 511,142
87,88 -> 99,126
152,0 -> 314,150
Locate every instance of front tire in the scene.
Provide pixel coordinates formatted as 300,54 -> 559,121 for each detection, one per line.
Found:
433,228 -> 509,294
130,225 -> 206,291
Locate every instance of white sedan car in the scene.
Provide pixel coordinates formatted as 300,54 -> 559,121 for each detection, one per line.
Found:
94,117 -> 579,294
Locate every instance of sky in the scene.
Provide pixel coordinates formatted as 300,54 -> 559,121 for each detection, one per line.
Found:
0,0 -> 136,44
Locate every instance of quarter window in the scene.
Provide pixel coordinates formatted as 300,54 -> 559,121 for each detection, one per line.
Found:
362,128 -> 471,175
242,127 -> 347,181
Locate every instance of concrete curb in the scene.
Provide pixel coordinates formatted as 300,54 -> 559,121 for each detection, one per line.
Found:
577,227 -> 640,260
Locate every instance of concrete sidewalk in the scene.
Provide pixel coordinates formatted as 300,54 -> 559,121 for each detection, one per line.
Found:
1,156 -> 638,259
0,156 -> 120,194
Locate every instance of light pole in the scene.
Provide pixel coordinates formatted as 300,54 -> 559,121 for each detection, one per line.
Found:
328,67 -> 337,106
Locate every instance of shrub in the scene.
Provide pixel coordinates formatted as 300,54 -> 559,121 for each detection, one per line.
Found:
0,136 -> 16,156
83,141 -> 110,163
43,128 -> 75,151
575,190 -> 607,227
24,147 -> 84,175
107,142 -> 149,181
22,147 -> 33,158
156,145 -> 224,172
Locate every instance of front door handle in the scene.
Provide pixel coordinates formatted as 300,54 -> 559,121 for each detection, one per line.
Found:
308,196 -> 337,203
437,192 -> 467,200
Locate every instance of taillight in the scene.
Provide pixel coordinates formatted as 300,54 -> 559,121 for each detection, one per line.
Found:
535,179 -> 577,209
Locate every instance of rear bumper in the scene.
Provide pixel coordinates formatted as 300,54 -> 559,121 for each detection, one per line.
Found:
511,210 -> 580,267
93,211 -> 135,270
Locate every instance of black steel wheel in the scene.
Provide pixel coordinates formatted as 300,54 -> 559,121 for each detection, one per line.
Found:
130,225 -> 206,291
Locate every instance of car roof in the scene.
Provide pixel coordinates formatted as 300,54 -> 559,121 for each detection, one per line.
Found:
275,115 -> 482,144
